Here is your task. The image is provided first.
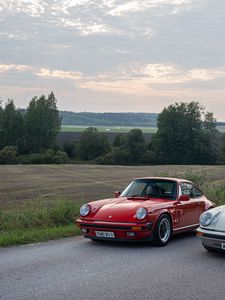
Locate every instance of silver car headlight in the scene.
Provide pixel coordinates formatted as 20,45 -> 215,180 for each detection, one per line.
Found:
136,207 -> 147,220
200,211 -> 213,227
200,210 -> 223,227
80,204 -> 91,217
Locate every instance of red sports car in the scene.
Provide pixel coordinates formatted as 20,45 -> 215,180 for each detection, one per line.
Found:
76,177 -> 215,246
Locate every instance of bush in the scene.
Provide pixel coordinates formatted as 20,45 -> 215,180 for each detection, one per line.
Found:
54,151 -> 69,164
94,152 -> 116,165
0,199 -> 80,232
63,141 -> 77,158
0,146 -> 18,164
18,149 -> 69,164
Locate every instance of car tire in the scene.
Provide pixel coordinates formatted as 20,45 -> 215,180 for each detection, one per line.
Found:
153,214 -> 172,246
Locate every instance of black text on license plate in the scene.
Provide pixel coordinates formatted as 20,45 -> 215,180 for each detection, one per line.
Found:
221,243 -> 225,250
95,231 -> 115,238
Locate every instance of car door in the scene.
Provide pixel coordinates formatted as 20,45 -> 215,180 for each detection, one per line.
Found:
192,186 -> 206,217
174,182 -> 200,229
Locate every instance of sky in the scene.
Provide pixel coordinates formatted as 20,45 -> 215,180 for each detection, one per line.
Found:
0,0 -> 225,120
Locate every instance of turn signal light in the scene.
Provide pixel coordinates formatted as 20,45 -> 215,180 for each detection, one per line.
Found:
196,231 -> 204,237
131,226 -> 142,230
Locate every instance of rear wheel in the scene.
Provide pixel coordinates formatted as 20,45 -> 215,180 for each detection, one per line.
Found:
153,214 -> 172,246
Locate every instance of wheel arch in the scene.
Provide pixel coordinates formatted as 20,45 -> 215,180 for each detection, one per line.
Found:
157,211 -> 173,231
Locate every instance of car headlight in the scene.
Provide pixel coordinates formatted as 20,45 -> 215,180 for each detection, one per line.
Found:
200,211 -> 213,227
136,207 -> 147,220
80,204 -> 91,217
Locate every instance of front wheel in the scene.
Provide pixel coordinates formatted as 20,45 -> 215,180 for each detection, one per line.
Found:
153,214 -> 172,246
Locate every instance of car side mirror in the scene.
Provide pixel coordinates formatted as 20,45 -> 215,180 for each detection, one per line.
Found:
114,191 -> 121,198
179,194 -> 190,202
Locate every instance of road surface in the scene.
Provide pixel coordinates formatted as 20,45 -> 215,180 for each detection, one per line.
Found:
0,233 -> 224,300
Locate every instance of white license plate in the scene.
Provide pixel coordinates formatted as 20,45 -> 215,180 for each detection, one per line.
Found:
95,231 -> 115,238
221,243 -> 225,250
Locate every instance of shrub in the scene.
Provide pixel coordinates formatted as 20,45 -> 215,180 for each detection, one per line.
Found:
0,146 -> 18,164
18,149 -> 69,164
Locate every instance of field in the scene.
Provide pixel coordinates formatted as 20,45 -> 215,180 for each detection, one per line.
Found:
61,125 -> 225,133
61,125 -> 157,133
1,164 -> 225,209
1,164 -> 225,246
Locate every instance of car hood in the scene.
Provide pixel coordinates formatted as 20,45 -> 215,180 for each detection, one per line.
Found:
210,205 -> 225,231
87,197 -> 173,222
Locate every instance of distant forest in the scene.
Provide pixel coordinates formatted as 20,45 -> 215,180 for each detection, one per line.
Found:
59,111 -> 158,127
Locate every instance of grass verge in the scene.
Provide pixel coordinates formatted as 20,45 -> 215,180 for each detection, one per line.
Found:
0,198 -> 82,247
0,224 -> 80,247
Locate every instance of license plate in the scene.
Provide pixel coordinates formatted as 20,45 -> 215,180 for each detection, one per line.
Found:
221,243 -> 225,250
95,231 -> 115,238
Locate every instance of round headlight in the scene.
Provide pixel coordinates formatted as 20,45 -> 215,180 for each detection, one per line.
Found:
80,204 -> 91,217
200,211 -> 213,227
136,207 -> 147,220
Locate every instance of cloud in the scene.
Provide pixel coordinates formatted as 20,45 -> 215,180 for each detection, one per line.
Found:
107,0 -> 197,16
2,0 -> 45,17
0,64 -> 82,81
1,63 -> 224,95
0,64 -> 32,73
59,18 -> 112,36
36,68 -> 82,80
77,64 -> 225,95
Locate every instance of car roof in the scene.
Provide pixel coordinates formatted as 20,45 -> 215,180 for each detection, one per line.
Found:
134,177 -> 193,184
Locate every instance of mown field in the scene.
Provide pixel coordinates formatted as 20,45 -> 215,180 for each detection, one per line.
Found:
61,125 -> 225,133
61,125 -> 157,133
1,165 -> 225,246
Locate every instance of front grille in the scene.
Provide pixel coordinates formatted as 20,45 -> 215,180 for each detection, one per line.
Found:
81,223 -> 132,230
81,222 -> 153,231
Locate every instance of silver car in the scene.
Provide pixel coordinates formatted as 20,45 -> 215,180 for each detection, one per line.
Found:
197,205 -> 225,252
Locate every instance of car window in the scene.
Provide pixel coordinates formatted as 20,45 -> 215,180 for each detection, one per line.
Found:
121,179 -> 177,200
193,186 -> 203,198
181,183 -> 193,197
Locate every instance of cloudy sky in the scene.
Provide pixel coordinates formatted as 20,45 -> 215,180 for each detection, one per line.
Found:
0,0 -> 225,119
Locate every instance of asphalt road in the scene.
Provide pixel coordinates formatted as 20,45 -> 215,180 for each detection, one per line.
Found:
0,233 -> 225,300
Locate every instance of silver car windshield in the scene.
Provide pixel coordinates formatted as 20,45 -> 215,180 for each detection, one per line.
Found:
121,179 -> 177,200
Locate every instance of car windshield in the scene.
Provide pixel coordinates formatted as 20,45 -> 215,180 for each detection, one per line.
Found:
121,179 -> 177,200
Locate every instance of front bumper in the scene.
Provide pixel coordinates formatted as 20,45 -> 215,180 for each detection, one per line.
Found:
196,227 -> 225,251
76,219 -> 154,241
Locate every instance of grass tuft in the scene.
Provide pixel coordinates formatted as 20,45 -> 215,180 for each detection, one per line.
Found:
0,198 -> 82,247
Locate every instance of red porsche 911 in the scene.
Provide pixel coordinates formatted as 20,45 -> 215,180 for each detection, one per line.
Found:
76,177 -> 215,246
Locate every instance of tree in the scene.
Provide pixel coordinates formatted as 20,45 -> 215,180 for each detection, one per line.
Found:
0,100 -> 24,150
153,101 -> 219,164
24,92 -> 61,153
125,129 -> 146,164
111,129 -> 146,164
78,127 -> 111,161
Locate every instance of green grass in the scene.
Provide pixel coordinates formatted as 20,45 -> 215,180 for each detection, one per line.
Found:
0,224 -> 80,247
61,125 -> 157,133
0,198 -> 83,247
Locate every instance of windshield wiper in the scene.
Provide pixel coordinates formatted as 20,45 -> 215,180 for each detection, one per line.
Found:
145,194 -> 175,199
129,195 -> 148,199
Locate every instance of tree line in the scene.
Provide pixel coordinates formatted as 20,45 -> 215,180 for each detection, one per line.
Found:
0,93 -> 225,165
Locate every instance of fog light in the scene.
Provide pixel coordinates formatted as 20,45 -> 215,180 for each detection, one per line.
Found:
127,232 -> 135,237
82,228 -> 88,234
